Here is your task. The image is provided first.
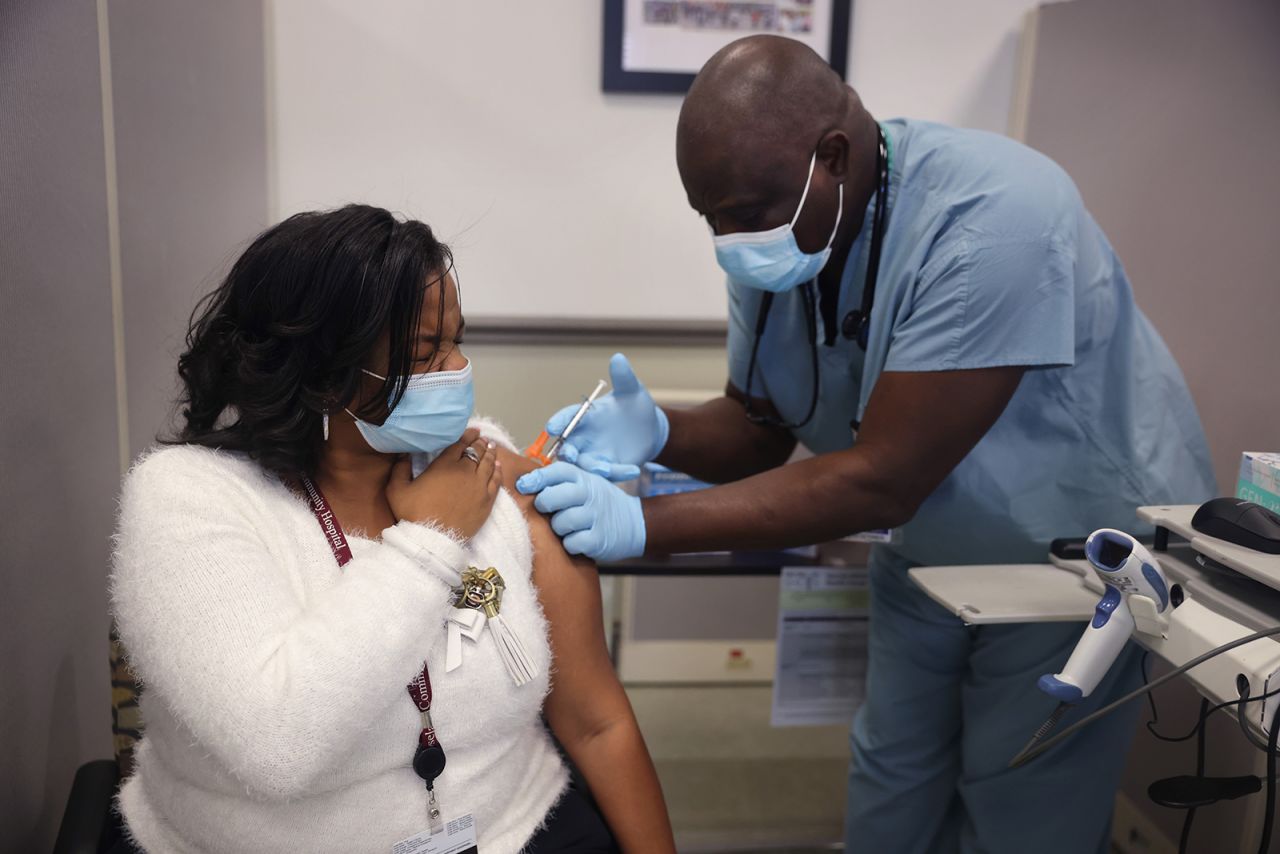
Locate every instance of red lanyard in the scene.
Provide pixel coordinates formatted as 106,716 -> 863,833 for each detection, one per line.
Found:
299,475 -> 354,565
299,476 -> 446,794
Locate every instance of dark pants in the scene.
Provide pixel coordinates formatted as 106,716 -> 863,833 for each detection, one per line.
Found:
107,786 -> 618,853
525,786 -> 620,853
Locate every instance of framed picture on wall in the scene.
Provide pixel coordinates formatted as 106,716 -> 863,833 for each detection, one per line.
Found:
602,0 -> 852,93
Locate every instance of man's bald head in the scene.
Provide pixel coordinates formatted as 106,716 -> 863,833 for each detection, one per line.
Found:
678,35 -> 851,156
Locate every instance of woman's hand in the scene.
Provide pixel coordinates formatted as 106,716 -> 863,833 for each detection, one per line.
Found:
387,428 -> 501,539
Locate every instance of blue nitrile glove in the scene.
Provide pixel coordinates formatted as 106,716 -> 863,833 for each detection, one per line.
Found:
545,353 -> 670,482
516,462 -> 646,562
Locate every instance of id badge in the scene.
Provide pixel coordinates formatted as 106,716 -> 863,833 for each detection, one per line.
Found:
392,814 -> 479,854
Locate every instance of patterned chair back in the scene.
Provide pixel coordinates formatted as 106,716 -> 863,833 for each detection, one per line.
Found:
109,621 -> 142,778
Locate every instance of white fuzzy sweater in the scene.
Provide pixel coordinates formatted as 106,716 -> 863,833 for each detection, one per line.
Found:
110,420 -> 568,854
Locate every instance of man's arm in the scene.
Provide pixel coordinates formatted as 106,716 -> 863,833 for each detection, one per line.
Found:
655,382 -> 796,483
643,366 -> 1026,553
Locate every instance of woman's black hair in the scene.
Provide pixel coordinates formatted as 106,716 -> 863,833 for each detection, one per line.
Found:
167,204 -> 452,475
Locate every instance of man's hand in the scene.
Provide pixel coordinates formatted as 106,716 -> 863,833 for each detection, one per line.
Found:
516,462 -> 647,562
544,353 -> 669,482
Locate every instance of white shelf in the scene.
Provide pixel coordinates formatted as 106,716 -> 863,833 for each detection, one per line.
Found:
908,563 -> 1096,625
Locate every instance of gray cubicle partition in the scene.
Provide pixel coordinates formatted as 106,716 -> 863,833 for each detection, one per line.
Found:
1015,2 -> 1280,851
1,1 -> 269,849
1015,0 -> 1280,495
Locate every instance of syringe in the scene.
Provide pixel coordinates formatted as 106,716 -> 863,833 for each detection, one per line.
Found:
524,379 -> 609,466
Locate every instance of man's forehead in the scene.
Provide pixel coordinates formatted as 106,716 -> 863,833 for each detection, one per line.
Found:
683,138 -> 808,209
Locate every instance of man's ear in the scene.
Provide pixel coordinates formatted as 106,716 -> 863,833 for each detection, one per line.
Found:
817,130 -> 851,181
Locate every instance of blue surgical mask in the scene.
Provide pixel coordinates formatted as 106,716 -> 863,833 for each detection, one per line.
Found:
346,360 -> 474,454
712,151 -> 844,293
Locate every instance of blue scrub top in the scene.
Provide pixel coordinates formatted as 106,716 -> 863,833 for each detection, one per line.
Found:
727,119 -> 1216,566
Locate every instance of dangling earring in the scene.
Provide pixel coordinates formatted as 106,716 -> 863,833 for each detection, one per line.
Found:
322,408 -> 330,441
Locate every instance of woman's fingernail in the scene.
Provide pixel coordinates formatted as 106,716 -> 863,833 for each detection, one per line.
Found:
487,441 -> 495,449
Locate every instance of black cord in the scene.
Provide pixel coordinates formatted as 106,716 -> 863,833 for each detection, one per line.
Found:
851,127 -> 889,352
1179,799 -> 1195,853
1142,651 -> 1168,741
1010,625 -> 1280,768
1144,652 -> 1280,745
1178,698 -> 1212,854
1259,702 -> 1280,854
1009,702 -> 1071,762
742,292 -> 775,424
1197,696 -> 1209,784
742,284 -> 820,429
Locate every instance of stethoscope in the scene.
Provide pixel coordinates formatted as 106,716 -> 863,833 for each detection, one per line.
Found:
743,125 -> 890,429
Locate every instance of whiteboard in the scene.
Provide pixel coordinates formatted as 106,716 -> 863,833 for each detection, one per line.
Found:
268,0 -> 1047,323
269,0 -> 726,322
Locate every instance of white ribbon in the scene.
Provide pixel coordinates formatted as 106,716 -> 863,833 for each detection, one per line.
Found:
445,608 -> 486,673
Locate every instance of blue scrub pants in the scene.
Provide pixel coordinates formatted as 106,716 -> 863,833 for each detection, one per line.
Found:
846,549 -> 1142,854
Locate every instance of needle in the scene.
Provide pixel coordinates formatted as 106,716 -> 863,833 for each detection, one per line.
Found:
545,379 -> 608,460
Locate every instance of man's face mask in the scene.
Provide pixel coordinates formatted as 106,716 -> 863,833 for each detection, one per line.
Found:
711,150 -> 844,293
346,359 -> 474,454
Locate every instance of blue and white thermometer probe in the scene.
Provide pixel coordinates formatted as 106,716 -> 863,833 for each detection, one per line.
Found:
1038,528 -> 1171,703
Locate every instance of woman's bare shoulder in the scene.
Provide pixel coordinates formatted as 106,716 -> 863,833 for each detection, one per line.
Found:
496,445 -> 540,515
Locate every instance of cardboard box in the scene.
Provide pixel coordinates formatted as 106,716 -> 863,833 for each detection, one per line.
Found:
1238,452 -> 1280,513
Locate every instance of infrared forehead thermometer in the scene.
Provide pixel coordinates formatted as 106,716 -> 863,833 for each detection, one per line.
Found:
1038,529 -> 1171,704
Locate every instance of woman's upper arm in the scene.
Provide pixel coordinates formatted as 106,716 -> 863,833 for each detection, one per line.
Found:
498,448 -> 629,738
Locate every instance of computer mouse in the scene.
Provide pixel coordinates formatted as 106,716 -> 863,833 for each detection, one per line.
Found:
1191,497 -> 1280,555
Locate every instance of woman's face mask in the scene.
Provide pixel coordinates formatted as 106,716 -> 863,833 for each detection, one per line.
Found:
346,359 -> 474,455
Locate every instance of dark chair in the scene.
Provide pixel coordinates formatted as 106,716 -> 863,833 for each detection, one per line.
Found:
53,760 -> 121,854
53,625 -> 140,854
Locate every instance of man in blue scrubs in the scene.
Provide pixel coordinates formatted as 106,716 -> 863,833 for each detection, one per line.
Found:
517,36 -> 1216,852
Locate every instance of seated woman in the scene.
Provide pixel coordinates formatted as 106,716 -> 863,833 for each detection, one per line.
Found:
109,204 -> 675,854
